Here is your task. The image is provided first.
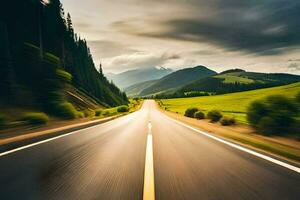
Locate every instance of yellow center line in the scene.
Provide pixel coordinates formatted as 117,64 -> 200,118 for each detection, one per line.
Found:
143,122 -> 155,200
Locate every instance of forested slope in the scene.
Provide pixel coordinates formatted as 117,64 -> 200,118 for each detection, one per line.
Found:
0,0 -> 127,111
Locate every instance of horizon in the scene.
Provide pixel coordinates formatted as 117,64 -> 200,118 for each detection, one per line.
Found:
60,0 -> 300,75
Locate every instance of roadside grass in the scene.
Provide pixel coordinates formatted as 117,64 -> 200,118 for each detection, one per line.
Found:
159,82 -> 300,124
0,99 -> 143,132
95,99 -> 143,118
218,129 -> 300,161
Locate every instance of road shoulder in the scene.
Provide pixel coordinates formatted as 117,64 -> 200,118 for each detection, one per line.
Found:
157,104 -> 300,166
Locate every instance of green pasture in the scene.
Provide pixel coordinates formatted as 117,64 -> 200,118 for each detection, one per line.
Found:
160,82 -> 300,123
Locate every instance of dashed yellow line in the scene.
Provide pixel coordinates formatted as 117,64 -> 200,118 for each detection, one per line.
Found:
143,122 -> 155,200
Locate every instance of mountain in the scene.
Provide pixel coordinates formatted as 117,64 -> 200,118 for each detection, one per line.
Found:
137,66 -> 217,96
107,67 -> 173,89
174,70 -> 300,96
0,0 -> 127,114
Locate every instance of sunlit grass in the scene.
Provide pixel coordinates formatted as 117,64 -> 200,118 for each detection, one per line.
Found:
160,82 -> 300,123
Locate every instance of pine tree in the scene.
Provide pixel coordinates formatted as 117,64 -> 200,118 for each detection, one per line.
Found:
66,13 -> 74,38
99,63 -> 103,75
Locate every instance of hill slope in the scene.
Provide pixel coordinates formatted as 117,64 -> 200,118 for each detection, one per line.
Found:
124,79 -> 158,97
179,70 -> 300,95
160,82 -> 300,123
107,67 -> 173,89
138,66 -> 217,96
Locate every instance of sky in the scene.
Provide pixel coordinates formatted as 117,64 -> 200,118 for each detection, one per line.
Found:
60,0 -> 300,74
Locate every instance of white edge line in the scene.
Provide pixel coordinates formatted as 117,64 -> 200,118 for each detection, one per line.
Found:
0,114 -> 135,157
0,127 -> 91,157
166,116 -> 300,174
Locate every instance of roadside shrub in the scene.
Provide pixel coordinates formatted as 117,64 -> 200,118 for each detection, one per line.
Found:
76,112 -> 85,118
53,102 -> 78,119
21,112 -> 49,125
247,101 -> 268,126
207,110 -> 223,122
95,109 -> 102,116
117,105 -> 129,113
102,111 -> 110,116
83,109 -> 95,118
194,111 -> 205,119
184,107 -> 199,118
0,114 -> 7,129
247,95 -> 298,135
221,117 -> 236,126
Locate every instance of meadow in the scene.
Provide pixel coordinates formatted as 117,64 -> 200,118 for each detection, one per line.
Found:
160,82 -> 300,123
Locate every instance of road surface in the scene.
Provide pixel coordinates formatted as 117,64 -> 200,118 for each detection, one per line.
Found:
0,100 -> 299,199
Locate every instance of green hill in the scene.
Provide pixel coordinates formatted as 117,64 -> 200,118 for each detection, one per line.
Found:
178,70 -> 300,96
160,82 -> 300,123
138,66 -> 217,96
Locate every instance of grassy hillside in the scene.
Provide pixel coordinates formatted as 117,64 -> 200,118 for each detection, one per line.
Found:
160,82 -> 300,123
214,74 -> 255,84
180,70 -> 300,95
124,79 -> 158,97
139,66 -> 217,96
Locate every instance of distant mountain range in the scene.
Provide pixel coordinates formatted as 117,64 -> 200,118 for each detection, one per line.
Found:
125,67 -> 300,97
138,66 -> 217,96
107,67 -> 173,89
125,66 -> 217,96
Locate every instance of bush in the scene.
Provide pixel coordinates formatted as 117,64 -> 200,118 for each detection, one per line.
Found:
117,105 -> 129,113
102,111 -> 110,116
207,110 -> 223,122
184,107 -> 199,118
95,109 -> 102,116
76,112 -> 85,118
221,117 -> 236,126
0,114 -> 7,129
21,112 -> 49,125
247,101 -> 268,126
247,95 -> 298,135
194,111 -> 205,119
53,102 -> 78,119
83,109 -> 95,118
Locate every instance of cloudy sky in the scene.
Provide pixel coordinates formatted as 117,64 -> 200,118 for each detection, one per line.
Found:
60,0 -> 300,74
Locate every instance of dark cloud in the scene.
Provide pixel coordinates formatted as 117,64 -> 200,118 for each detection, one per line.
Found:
114,0 -> 300,55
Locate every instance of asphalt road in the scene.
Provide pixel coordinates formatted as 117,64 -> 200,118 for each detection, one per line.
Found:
0,100 -> 299,200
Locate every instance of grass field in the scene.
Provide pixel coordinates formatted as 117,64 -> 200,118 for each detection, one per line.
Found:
214,74 -> 255,84
159,82 -> 300,123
